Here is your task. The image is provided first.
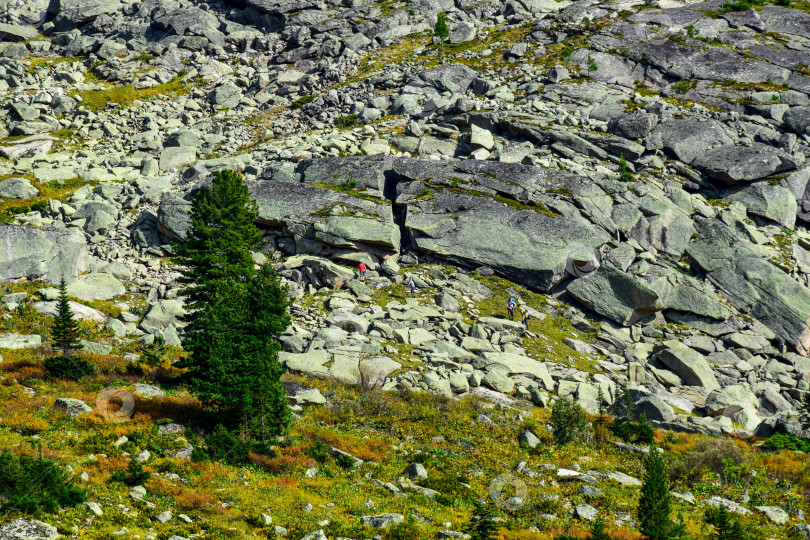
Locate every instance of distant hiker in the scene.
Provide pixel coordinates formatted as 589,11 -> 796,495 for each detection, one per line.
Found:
407,276 -> 416,297
358,262 -> 367,281
520,306 -> 530,329
507,297 -> 517,320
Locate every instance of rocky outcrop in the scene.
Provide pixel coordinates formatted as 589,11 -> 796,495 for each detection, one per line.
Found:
0,225 -> 88,283
687,218 -> 810,355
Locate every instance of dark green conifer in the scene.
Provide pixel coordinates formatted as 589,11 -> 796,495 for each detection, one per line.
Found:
638,447 -> 683,540
51,277 -> 82,356
177,169 -> 291,439
466,500 -> 499,540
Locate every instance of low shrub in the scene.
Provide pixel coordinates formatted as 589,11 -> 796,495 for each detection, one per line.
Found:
670,438 -> 748,484
196,424 -> 251,465
192,425 -> 277,465
0,449 -> 86,513
334,114 -> 360,128
78,432 -> 122,456
110,457 -> 150,486
383,516 -> 421,540
122,425 -> 186,458
419,474 -> 472,507
44,355 -> 95,380
303,440 -> 331,464
290,95 -> 316,110
550,397 -> 588,445
610,417 -> 655,444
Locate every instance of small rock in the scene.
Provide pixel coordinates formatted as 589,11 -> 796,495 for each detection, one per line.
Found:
54,398 -> 93,417
361,513 -> 405,528
403,463 -> 428,480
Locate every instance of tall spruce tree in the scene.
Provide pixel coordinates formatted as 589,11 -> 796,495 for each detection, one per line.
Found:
638,446 -> 684,540
51,277 -> 82,357
175,169 -> 261,314
183,268 -> 290,438
177,169 -> 291,439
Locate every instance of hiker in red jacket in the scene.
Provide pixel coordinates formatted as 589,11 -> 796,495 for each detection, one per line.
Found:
358,262 -> 367,281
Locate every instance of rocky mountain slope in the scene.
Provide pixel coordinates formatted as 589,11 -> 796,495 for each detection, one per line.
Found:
2,0 -> 810,537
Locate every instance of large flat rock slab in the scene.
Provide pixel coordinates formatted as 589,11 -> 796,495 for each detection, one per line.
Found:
0,225 -> 89,283
567,263 -> 662,326
693,144 -> 800,185
405,190 -> 609,291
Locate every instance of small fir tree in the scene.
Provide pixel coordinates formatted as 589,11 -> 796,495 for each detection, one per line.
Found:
704,507 -> 748,540
51,277 -> 82,357
612,382 -> 635,419
586,55 -> 598,77
110,456 -> 150,486
434,13 -> 449,64
590,518 -> 610,540
638,446 -> 684,540
466,500 -> 499,540
594,386 -> 610,446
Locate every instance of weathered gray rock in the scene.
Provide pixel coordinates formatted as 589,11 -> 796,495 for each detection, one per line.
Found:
518,429 -> 541,448
403,463 -> 428,480
280,350 -> 331,378
67,274 -> 125,301
785,106 -> 810,136
687,218 -> 810,355
49,0 -> 121,30
361,513 -> 405,529
0,519 -> 59,540
159,147 -> 197,171
300,530 -> 326,540
417,64 -> 478,93
478,352 -> 554,390
252,179 -> 401,256
653,341 -> 720,390
635,395 -> 676,422
693,144 -> 799,185
0,334 -> 41,349
34,301 -> 108,323
704,385 -> 758,416
143,300 -> 186,329
567,264 -> 661,326
655,119 -> 733,164
0,225 -> 89,283
725,183 -> 797,229
284,256 -> 355,289
54,398 -> 93,417
574,504 -> 598,521
608,112 -> 657,140
284,382 -> 326,406
151,7 -> 219,35
405,190 -> 608,291
329,447 -> 363,468
755,506 -> 789,525
0,24 -> 39,42
0,178 -> 38,199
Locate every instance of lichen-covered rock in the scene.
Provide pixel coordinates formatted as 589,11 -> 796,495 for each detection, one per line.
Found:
0,225 -> 89,283
687,217 -> 810,354
567,264 -> 661,326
